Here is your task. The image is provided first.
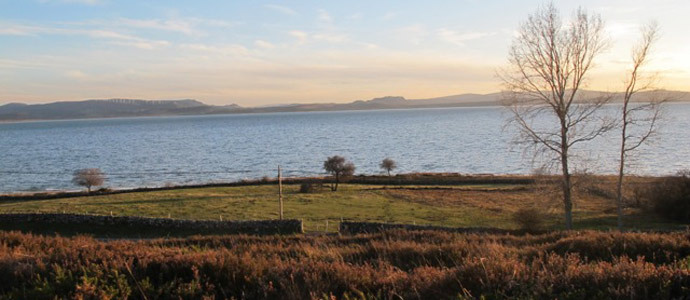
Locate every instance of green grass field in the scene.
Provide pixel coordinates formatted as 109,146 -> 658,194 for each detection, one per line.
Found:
0,179 -> 683,233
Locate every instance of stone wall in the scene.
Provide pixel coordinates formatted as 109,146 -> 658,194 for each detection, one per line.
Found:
339,221 -> 517,235
0,213 -> 303,235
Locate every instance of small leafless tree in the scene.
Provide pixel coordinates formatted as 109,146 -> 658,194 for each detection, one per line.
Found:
72,168 -> 105,193
323,156 -> 355,191
380,158 -> 397,176
500,4 -> 614,229
615,23 -> 663,230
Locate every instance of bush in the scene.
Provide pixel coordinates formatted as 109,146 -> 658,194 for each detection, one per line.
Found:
641,171 -> 690,222
512,208 -> 545,232
299,182 -> 315,193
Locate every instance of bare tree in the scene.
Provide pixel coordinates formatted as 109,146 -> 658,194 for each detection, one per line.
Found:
380,158 -> 397,176
323,156 -> 355,191
72,168 -> 105,193
616,23 -> 663,230
500,4 -> 614,229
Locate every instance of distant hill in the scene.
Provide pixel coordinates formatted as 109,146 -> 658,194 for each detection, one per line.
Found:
0,99 -> 240,121
1,90 -> 689,122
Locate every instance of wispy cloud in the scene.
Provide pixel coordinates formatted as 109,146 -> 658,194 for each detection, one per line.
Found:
254,40 -> 275,49
396,24 -> 427,45
436,28 -> 493,46
289,30 -> 308,44
264,4 -> 297,16
179,43 -> 249,56
348,12 -> 363,20
118,18 -> 198,35
0,22 -> 170,49
317,9 -> 333,23
0,25 -> 38,36
312,33 -> 348,43
38,0 -> 103,5
381,12 -> 398,21
65,70 -> 88,79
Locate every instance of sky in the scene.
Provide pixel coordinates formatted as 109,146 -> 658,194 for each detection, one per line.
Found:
1,0 -> 689,106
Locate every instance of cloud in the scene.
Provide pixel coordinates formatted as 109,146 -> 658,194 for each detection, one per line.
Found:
264,4 -> 297,16
317,9 -> 333,23
254,40 -> 275,49
289,30 -> 308,44
396,24 -> 427,45
180,43 -> 249,56
38,0 -> 103,5
436,28 -> 493,46
65,70 -> 88,79
348,12 -> 363,20
381,12 -> 398,21
118,18 -> 198,35
0,25 -> 37,36
86,30 -> 170,49
312,33 -> 348,43
0,22 -> 171,50
109,40 -> 170,50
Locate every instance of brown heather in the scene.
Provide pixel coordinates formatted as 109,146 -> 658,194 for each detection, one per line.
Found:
0,230 -> 689,299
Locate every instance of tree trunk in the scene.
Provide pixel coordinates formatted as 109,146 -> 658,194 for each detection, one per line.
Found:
561,153 -> 573,230
560,118 -> 573,230
87,186 -> 92,194
333,173 -> 339,191
616,102 -> 629,231
616,162 -> 625,230
387,170 -> 391,176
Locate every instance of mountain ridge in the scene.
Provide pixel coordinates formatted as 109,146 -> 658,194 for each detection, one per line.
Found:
1,90 -> 689,122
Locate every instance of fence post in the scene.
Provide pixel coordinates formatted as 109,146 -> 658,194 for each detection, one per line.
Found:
278,165 -> 283,220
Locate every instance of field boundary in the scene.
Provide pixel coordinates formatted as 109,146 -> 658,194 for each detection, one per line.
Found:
339,221 -> 524,235
0,213 -> 303,236
0,173 -> 535,201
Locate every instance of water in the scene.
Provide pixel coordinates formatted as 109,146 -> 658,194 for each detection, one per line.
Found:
1,104 -> 689,193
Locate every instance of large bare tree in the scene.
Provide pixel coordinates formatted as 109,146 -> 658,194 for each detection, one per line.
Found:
615,23 -> 662,230
500,4 -> 613,229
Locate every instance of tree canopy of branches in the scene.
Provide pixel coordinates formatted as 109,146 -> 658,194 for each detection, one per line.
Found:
72,168 -> 105,193
323,156 -> 355,191
500,4 -> 613,229
616,23 -> 662,230
380,158 -> 397,176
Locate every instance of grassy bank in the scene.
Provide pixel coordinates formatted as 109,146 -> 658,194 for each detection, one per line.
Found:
0,174 -> 684,234
1,230 -> 689,299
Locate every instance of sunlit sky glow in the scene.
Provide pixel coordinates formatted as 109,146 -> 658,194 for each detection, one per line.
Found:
1,0 -> 689,106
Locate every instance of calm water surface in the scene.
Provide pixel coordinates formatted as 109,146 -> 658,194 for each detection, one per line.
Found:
1,104 -> 689,193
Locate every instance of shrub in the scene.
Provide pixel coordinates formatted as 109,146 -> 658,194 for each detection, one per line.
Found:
299,182 -> 315,193
380,158 -> 397,176
512,208 -> 545,232
72,168 -> 106,193
640,171 -> 690,222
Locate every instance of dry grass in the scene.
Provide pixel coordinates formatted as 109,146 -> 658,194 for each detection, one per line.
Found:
0,175 -> 683,234
0,230 -> 689,299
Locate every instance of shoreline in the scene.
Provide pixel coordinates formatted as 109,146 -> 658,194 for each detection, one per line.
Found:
0,172 -> 657,200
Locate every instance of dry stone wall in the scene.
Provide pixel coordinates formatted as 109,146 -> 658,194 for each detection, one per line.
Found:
0,213 -> 303,235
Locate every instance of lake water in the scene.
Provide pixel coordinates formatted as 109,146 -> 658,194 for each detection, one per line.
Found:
1,104 -> 689,193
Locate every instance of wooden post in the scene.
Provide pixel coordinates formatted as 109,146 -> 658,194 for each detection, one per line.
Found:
278,165 -> 284,220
